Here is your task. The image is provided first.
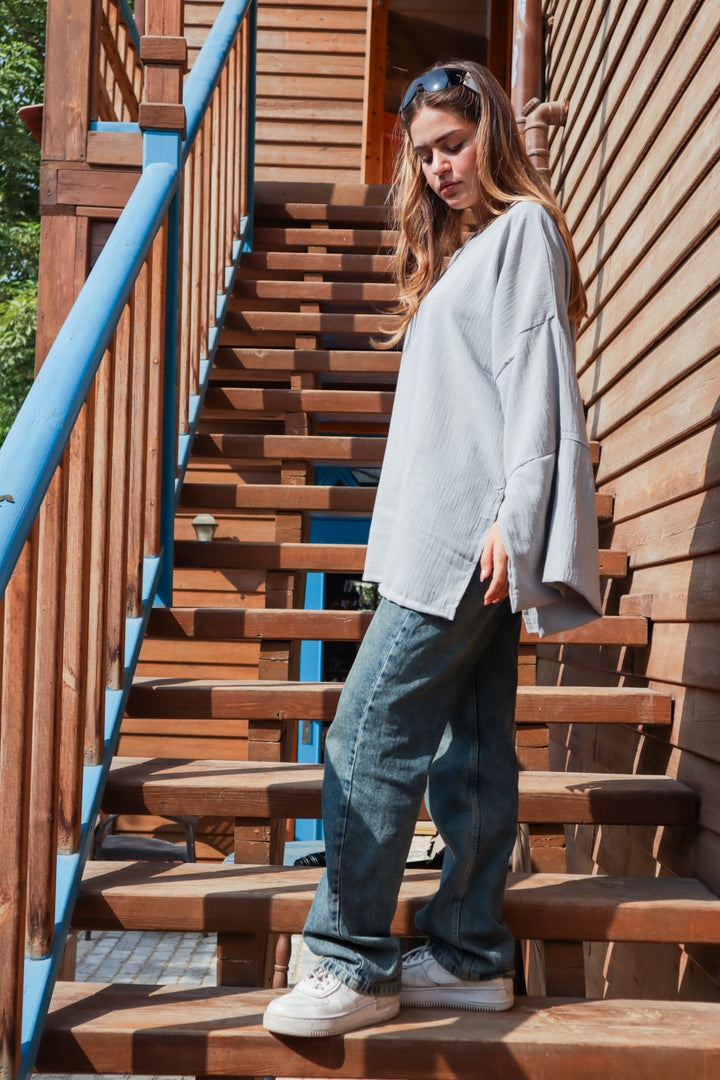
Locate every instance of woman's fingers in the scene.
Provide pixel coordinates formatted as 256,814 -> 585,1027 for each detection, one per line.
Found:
481,522 -> 509,605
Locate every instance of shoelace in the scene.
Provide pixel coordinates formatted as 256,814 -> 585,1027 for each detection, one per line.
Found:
402,944 -> 433,967
304,966 -> 336,990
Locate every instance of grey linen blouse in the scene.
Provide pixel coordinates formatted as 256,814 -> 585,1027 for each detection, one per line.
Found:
363,200 -> 602,637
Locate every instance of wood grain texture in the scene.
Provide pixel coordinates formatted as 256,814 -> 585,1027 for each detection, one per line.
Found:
125,678 -> 671,726
38,982 -> 720,1079
101,758 -> 697,825
74,862 -> 720,942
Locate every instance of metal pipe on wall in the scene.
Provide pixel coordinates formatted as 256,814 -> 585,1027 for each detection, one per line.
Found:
510,0 -> 543,116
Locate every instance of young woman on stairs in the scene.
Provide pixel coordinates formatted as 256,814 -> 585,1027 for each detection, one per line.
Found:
263,60 -> 602,1038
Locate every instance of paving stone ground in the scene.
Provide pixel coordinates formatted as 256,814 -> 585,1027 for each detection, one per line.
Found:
41,836 -> 432,1079
42,928 -> 312,1080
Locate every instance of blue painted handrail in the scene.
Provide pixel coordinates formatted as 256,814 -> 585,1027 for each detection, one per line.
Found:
0,2 -> 257,1078
0,161 -> 177,598
183,0 -> 253,160
117,0 -> 141,52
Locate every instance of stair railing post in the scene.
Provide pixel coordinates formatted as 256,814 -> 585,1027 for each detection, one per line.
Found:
243,0 -> 257,251
138,0 -> 188,606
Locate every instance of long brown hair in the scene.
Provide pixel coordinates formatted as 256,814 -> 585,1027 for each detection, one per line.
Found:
379,61 -> 587,348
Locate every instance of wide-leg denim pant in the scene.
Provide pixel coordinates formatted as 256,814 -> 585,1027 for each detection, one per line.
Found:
303,572 -> 522,994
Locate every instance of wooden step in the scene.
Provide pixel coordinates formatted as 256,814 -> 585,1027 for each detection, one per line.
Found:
38,982 -> 720,1079
178,483 -> 614,521
234,279 -> 396,301
126,679 -> 673,727
255,201 -> 389,226
202,388 -> 396,415
211,346 -> 402,374
190,434 -> 387,465
190,433 -> 602,467
240,251 -> 394,273
172,540 -> 624,579
255,180 -> 389,207
74,863 -> 719,942
145,607 -> 646,646
224,310 -> 401,335
253,226 -> 398,249
102,759 -> 698,825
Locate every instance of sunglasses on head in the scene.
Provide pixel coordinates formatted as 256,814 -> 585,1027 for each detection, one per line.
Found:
400,67 -> 481,118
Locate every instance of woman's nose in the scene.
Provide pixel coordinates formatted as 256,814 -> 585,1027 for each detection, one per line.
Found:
431,151 -> 449,174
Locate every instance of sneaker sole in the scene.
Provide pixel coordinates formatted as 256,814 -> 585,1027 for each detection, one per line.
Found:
263,1000 -> 400,1038
400,989 -> 514,1012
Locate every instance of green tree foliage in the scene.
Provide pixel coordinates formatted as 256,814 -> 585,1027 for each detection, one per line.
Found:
0,0 -> 46,444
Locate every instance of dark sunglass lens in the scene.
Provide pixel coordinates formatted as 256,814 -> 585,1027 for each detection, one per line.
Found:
400,68 -> 466,113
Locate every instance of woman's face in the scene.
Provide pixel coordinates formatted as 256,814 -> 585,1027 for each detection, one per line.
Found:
408,105 -> 483,220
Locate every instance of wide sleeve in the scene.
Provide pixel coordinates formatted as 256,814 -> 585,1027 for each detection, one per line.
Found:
491,209 -> 602,636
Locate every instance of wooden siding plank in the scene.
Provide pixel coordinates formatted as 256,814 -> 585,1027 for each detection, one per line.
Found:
594,352 -> 720,485
600,424 -> 717,524
586,291 -> 720,442
578,227 -> 720,402
560,2 -> 715,227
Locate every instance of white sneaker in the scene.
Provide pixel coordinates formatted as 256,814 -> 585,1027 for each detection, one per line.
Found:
263,966 -> 400,1037
400,945 -> 514,1011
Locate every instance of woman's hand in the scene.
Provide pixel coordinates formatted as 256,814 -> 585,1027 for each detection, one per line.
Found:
480,521 -> 509,605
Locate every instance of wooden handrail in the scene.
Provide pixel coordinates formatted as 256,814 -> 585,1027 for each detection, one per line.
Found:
0,4 -> 257,1079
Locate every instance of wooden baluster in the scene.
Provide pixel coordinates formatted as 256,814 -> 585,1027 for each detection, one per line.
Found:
239,18 -> 249,221
190,142 -> 203,390
226,41 -> 238,251
127,261 -> 151,619
106,300 -> 134,689
26,468 -> 65,958
199,119 -> 212,361
145,224 -> 167,560
0,539 -> 35,1080
179,157 -> 193,429
85,347 -> 115,764
208,97 -> 220,330
59,408 -> 90,851
216,64 -> 228,290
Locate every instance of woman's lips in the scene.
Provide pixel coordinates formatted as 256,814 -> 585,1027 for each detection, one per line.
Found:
439,181 -> 459,195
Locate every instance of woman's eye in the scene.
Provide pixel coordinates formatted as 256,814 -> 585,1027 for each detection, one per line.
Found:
446,143 -> 463,154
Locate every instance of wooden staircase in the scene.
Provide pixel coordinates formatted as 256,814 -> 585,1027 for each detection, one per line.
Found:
37,183 -> 720,1077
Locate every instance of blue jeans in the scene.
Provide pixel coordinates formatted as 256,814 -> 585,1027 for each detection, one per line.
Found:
303,573 -> 521,994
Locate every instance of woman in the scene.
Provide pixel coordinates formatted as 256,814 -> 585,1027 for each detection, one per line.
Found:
264,61 -> 601,1038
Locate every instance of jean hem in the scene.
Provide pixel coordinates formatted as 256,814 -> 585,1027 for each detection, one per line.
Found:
316,958 -> 402,997
428,940 -> 515,983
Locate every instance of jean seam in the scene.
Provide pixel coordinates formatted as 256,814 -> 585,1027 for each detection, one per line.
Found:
451,669 -> 481,949
332,604 -> 417,938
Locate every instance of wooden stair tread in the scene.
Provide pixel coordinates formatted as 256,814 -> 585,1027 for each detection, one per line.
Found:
102,759 -> 698,824
190,434 -> 601,467
234,279 -> 396,301
202,387 -> 396,414
178,483 -> 614,520
253,225 -> 398,248
75,863 -> 720,942
226,310 -> 402,333
254,201 -> 389,225
146,607 -> 646,646
38,982 -> 720,1079
127,679 -> 673,726
171,542 -> 625,580
240,251 -> 395,273
212,347 -> 402,373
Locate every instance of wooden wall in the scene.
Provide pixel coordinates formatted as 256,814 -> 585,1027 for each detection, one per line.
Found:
541,0 -> 720,1001
186,0 -> 367,182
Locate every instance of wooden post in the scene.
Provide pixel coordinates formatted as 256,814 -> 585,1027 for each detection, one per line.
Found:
361,0 -> 388,184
